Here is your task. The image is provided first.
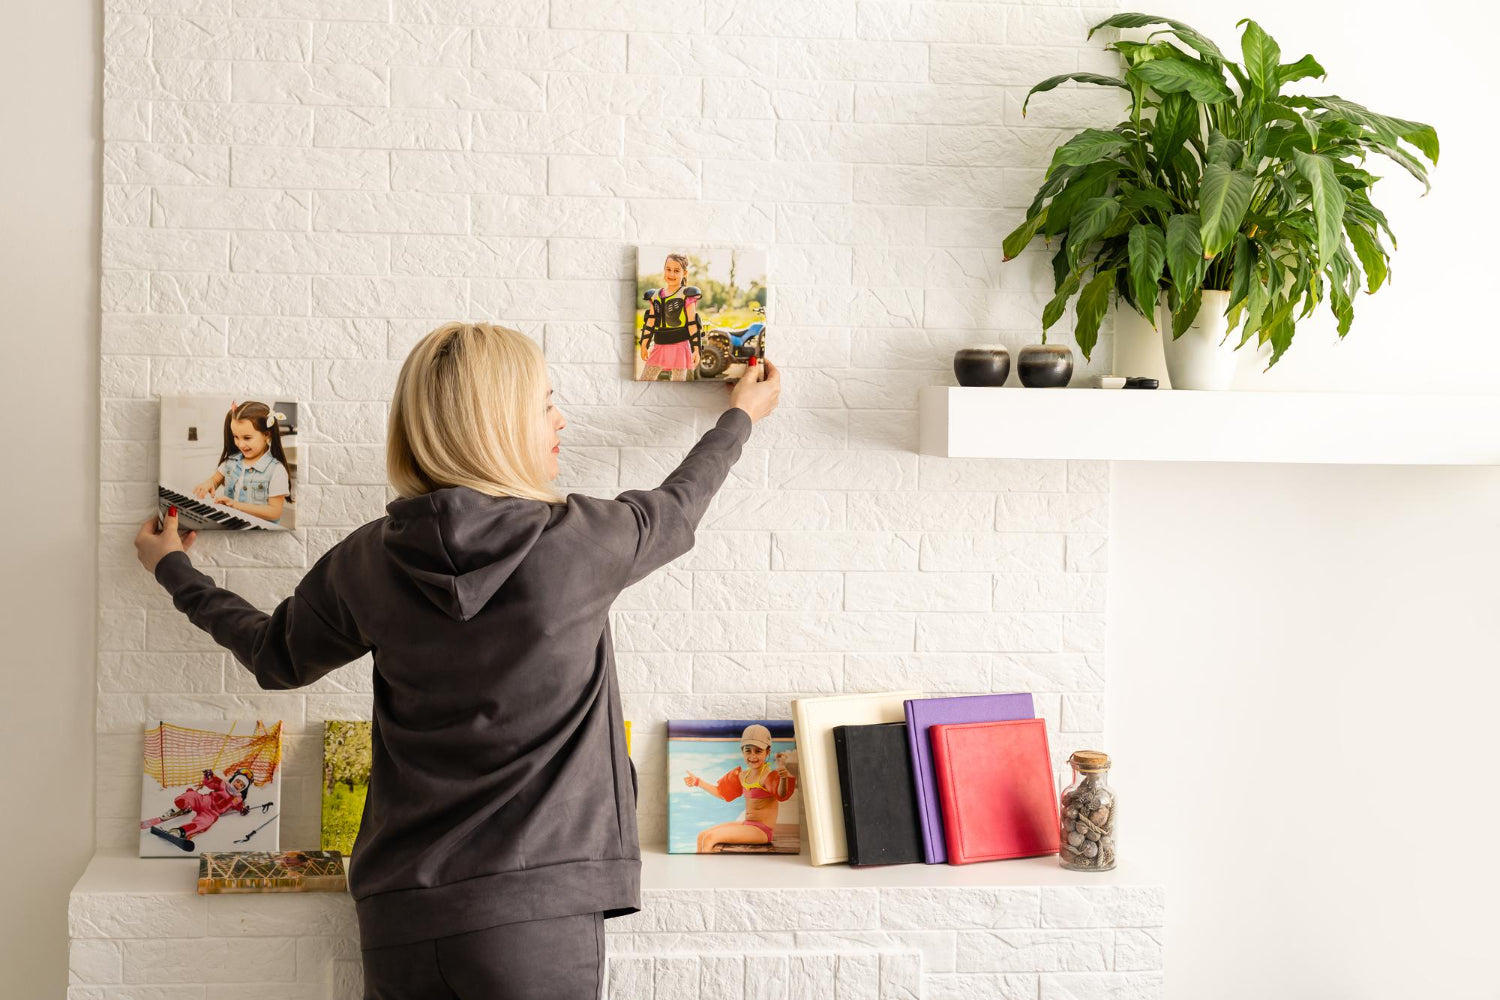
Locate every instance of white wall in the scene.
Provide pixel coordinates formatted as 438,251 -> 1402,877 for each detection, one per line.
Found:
0,2 -> 98,997
89,0 -> 1123,874
1107,2 -> 1500,997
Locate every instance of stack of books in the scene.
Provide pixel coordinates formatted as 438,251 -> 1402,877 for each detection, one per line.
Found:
792,691 -> 1061,867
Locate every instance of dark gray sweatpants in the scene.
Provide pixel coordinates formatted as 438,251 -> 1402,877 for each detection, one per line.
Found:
361,911 -> 605,1000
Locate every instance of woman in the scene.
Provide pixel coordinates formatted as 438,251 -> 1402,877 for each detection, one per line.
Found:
134,322 -> 782,999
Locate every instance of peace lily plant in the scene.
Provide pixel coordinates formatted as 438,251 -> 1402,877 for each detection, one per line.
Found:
1003,13 -> 1438,381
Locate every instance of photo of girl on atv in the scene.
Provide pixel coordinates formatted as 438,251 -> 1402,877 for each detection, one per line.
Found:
634,245 -> 767,382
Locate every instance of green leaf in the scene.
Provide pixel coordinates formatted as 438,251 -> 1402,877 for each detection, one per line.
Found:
1074,269 -> 1117,361
1293,150 -> 1348,264
1284,95 -> 1439,163
1345,196 -> 1398,250
1150,91 -> 1196,166
1051,128 -> 1131,167
1198,163 -> 1255,256
1129,57 -> 1234,103
1039,162 -> 1119,236
1042,270 -> 1083,331
1345,223 -> 1388,293
1239,259 -> 1269,346
1238,19 -> 1281,99
1002,208 -> 1048,261
1023,73 -> 1130,116
1170,287 -> 1203,340
1370,142 -> 1433,195
1228,233 -> 1256,308
1121,186 -> 1175,215
1165,213 -> 1205,296
1278,54 -> 1326,84
1089,14 -> 1226,61
1127,224 -> 1167,324
1301,115 -> 1320,152
1398,122 -> 1441,164
1029,163 -> 1079,216
1266,311 -> 1296,366
1206,130 -> 1245,168
1064,196 -> 1121,265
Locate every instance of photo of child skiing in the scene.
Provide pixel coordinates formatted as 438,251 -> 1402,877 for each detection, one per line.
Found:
139,720 -> 283,857
668,720 -> 799,855
158,395 -> 299,531
635,246 -> 768,383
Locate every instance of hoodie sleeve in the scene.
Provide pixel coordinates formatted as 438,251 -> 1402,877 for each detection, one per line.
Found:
153,546 -> 370,690
614,406 -> 752,588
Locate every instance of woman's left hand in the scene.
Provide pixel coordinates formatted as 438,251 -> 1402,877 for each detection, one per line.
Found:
135,511 -> 197,574
215,497 -> 239,509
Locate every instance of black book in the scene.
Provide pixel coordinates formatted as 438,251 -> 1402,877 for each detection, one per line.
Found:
832,722 -> 924,867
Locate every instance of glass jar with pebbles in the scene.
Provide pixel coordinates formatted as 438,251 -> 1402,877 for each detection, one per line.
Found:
1059,750 -> 1115,871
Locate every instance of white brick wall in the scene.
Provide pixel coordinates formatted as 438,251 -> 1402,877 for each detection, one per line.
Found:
68,877 -> 1164,998
97,0 -> 1126,895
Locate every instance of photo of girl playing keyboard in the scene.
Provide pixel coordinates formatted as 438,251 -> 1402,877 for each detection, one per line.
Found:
158,396 -> 298,531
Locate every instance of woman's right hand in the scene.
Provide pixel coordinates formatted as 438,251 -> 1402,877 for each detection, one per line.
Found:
728,359 -> 781,423
192,480 -> 213,499
684,772 -> 700,789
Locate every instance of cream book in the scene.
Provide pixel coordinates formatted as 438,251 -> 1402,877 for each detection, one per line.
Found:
791,690 -> 920,866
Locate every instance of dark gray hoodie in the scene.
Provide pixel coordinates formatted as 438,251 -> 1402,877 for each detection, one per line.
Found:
153,406 -> 753,949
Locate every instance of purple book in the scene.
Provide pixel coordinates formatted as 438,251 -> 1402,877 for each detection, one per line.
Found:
905,693 -> 1036,864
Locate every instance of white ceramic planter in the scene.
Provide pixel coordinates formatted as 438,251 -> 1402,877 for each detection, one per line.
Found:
1162,289 -> 1236,390
1112,297 -> 1171,386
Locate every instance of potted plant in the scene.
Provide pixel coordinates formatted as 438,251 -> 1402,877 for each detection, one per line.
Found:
1003,14 -> 1438,389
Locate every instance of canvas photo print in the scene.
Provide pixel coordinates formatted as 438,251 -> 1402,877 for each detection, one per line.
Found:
668,720 -> 799,854
635,246 -> 767,382
158,395 -> 299,531
139,719 -> 283,857
320,720 -> 372,856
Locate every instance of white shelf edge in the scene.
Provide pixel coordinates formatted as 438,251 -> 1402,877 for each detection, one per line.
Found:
70,846 -> 1160,898
919,386 -> 1500,465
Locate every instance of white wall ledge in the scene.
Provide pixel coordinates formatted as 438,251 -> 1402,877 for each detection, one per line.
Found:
72,845 -> 1160,895
920,386 -> 1500,465
69,848 -> 1165,999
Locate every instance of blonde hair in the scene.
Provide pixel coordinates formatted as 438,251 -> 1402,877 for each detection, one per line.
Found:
387,322 -> 563,505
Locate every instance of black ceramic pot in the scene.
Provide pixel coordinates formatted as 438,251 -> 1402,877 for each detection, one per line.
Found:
953,345 -> 1011,387
1017,344 -> 1074,388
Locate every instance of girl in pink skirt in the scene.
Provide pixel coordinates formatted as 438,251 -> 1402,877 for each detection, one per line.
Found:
639,252 -> 703,381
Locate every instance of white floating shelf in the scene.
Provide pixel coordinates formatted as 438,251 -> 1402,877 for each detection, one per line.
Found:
919,386 -> 1500,465
71,845 -> 1157,896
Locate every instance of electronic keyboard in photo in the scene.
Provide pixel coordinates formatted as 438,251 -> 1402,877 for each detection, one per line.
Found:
158,484 -> 287,531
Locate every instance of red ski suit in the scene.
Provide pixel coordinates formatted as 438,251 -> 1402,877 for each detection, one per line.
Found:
173,773 -> 244,838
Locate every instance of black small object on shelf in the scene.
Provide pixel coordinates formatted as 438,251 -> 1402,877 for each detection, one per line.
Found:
1017,344 -> 1074,388
953,346 -> 1011,387
1123,377 -> 1159,390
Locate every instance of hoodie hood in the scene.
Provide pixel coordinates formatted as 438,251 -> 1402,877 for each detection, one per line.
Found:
382,487 -> 553,622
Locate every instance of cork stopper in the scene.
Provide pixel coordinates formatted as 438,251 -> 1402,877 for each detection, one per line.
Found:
1069,750 -> 1111,772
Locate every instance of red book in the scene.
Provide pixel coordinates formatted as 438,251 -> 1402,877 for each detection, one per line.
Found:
930,718 -> 1059,864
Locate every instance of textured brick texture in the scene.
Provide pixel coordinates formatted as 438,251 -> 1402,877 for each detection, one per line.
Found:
97,0 -> 1128,855
93,8 -> 1153,992
68,884 -> 1163,997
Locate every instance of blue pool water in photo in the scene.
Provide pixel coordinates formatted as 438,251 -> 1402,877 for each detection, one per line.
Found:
667,738 -> 799,854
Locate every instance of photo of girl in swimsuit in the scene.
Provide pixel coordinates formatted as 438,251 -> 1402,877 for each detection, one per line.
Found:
635,245 -> 768,383
668,720 -> 799,855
